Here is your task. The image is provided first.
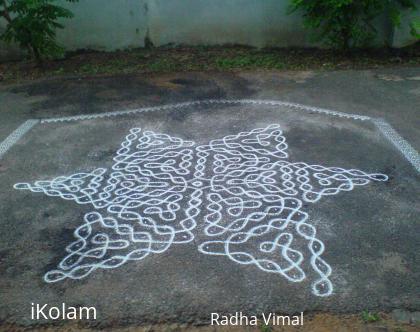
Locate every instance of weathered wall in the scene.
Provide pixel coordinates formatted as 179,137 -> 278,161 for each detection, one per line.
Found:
54,0 -> 312,50
56,0 -> 149,51
146,0 -> 309,48
0,0 -> 418,60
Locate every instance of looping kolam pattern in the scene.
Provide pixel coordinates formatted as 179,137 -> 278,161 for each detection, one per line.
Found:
14,124 -> 388,297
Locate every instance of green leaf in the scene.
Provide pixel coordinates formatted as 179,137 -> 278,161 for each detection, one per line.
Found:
286,0 -> 416,48
1,0 -> 77,60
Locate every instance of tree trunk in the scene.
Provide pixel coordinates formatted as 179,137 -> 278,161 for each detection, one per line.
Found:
31,46 -> 43,67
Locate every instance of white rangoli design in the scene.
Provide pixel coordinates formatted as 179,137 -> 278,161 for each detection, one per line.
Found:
14,124 -> 388,297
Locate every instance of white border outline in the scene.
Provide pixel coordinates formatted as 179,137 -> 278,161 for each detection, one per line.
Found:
0,119 -> 39,159
372,118 -> 420,173
0,99 -> 418,172
38,99 -> 371,123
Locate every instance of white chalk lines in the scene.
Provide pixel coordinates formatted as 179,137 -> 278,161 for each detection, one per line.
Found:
14,125 -> 388,297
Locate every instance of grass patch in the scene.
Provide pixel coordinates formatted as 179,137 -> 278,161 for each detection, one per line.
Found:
260,323 -> 272,332
361,310 -> 381,323
148,58 -> 179,72
394,328 -> 407,332
215,54 -> 285,70
0,44 -> 419,82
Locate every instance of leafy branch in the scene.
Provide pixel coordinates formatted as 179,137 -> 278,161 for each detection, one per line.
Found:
0,0 -> 79,64
289,0 -> 417,49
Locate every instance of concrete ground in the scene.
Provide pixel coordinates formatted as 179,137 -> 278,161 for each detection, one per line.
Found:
0,68 -> 419,330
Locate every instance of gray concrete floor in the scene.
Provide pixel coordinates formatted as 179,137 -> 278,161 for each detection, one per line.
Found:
0,68 -> 419,328
1,68 -> 419,149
